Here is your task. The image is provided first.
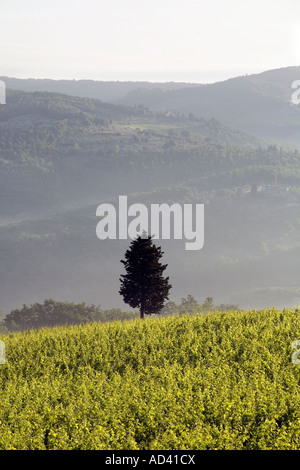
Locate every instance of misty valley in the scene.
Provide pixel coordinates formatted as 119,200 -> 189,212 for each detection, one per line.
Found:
1,67 -> 300,317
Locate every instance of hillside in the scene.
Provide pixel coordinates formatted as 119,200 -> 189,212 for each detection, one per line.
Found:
0,87 -> 295,212
1,309 -> 300,450
115,66 -> 300,145
0,87 -> 269,221
3,67 -> 300,145
1,89 -> 300,314
2,183 -> 300,315
0,77 -> 200,103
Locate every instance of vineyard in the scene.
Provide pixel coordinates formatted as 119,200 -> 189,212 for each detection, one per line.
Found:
1,308 -> 300,450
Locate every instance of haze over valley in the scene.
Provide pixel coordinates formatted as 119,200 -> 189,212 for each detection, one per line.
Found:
1,67 -> 300,315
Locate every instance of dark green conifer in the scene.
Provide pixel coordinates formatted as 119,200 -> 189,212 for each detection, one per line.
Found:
119,234 -> 172,319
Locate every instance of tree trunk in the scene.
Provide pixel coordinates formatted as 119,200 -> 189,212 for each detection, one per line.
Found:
140,287 -> 145,319
140,299 -> 145,320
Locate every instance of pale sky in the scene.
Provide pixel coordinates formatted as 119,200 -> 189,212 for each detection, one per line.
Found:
1,0 -> 300,83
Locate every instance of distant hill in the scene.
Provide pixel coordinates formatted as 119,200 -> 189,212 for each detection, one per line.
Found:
115,66 -> 300,145
2,67 -> 300,145
0,77 -> 200,103
0,88 -> 267,220
2,186 -> 300,315
1,87 -> 300,315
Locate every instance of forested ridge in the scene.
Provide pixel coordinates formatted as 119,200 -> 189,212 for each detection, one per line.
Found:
1,81 -> 300,316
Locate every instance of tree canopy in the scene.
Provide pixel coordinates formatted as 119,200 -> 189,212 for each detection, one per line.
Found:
3,299 -> 138,331
119,235 -> 172,319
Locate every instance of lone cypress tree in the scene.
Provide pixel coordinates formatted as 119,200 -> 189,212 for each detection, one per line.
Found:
119,234 -> 172,319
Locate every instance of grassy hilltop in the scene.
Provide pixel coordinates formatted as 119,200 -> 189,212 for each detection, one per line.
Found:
1,308 -> 300,450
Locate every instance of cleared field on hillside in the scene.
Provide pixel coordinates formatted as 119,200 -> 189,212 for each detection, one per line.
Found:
1,308 -> 300,450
